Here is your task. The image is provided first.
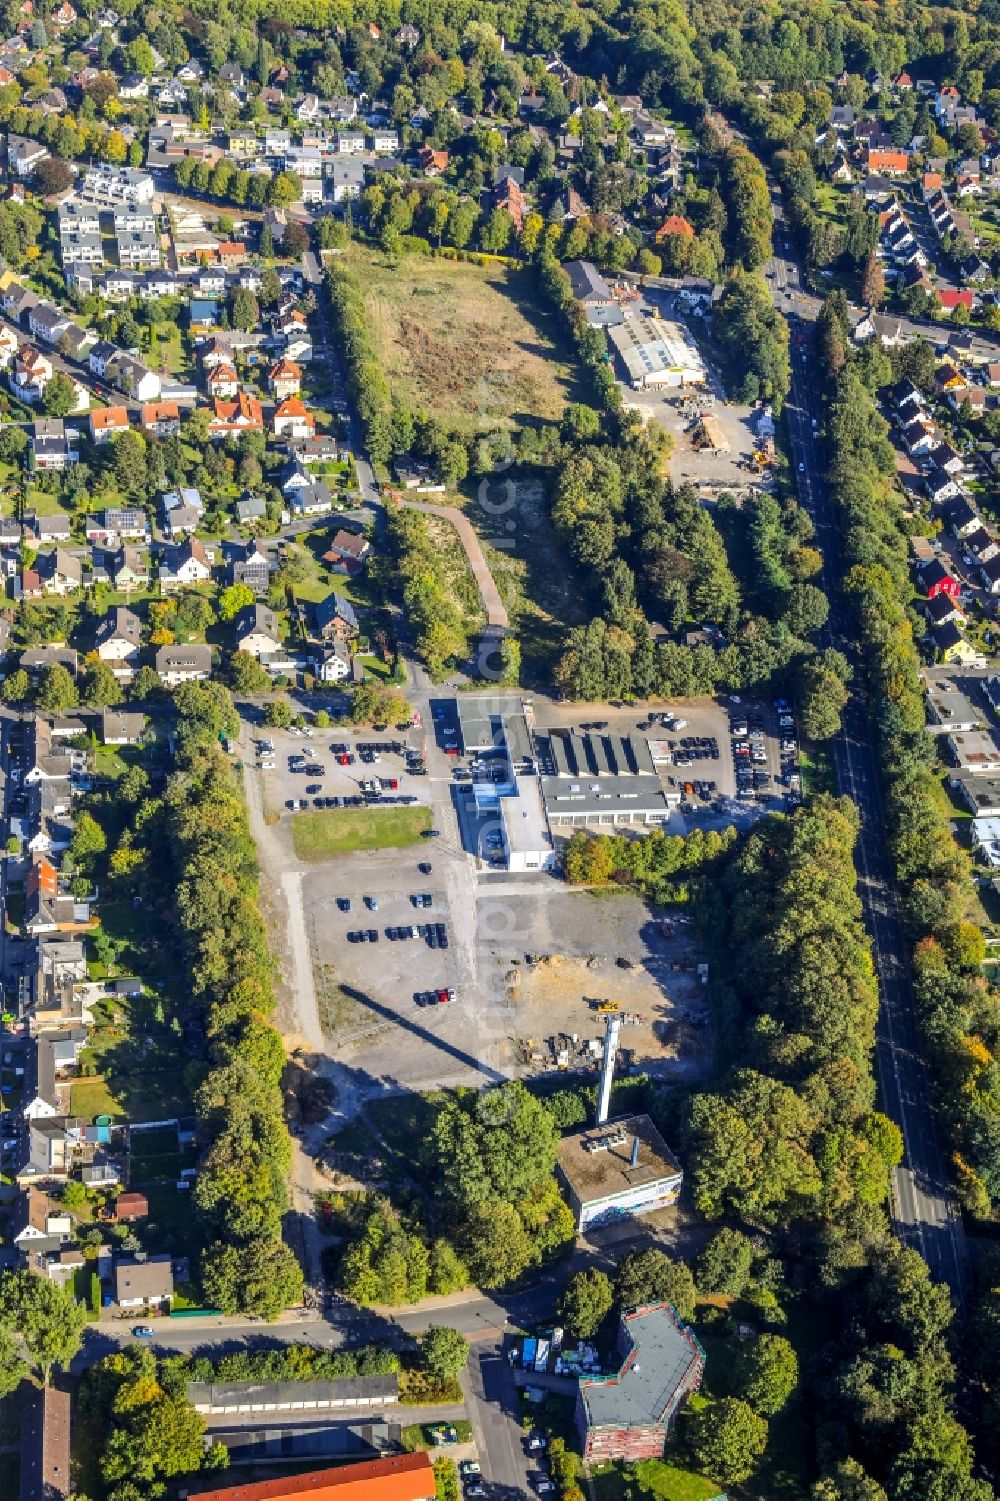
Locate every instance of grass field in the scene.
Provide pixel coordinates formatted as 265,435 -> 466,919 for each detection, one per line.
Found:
345,245 -> 584,436
292,805 -> 432,859
590,1461 -> 721,1501
70,1076 -> 122,1121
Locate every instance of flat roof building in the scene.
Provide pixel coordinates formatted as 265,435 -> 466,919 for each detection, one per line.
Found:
557,1114 -> 683,1231
187,1376 -> 398,1414
575,1302 -> 705,1462
188,1454 -> 436,1501
948,728 -> 1000,774
949,771 -> 1000,816
539,729 -> 677,828
925,682 -> 983,732
609,313 -> 706,389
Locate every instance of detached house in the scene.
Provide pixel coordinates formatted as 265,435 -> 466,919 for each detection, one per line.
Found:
11,346 -> 52,403
208,391 -> 263,438
156,642 -> 212,685
268,358 -> 301,399
272,396 -> 315,440
94,606 -> 141,677
312,591 -> 358,643
227,538 -> 269,595
234,602 -> 282,659
159,536 -> 211,590
89,405 -> 129,445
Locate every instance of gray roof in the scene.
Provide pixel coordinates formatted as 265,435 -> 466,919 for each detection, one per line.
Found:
313,591 -> 358,632
564,259 -> 613,303
580,1303 -> 704,1432
187,1376 -> 398,1412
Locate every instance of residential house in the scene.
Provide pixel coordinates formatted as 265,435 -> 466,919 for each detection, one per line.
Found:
7,134 -> 49,178
268,358 -> 301,398
89,405 -> 129,445
163,504 -> 201,539
272,396 -> 315,440
114,1255 -> 174,1309
11,346 -> 52,402
227,538 -> 269,594
920,559 -> 961,599
235,495 -> 266,527
31,420 -> 79,472
288,482 -> 333,517
155,642 -> 212,684
101,709 -> 146,745
94,606 -> 141,677
208,391 -> 263,438
942,495 -> 981,538
417,146 -> 449,175
313,640 -> 352,681
139,401 -> 180,437
109,545 -> 148,593
206,362 -> 239,399
324,529 -> 370,573
312,591 -> 358,642
158,536 -> 211,590
234,602 -> 282,659
38,549 -> 82,597
19,1382 -> 71,1501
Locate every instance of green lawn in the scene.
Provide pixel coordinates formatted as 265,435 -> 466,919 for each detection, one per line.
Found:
401,1420 -> 473,1451
799,741 -> 836,797
590,1461 -> 722,1501
70,1076 -> 123,1121
291,804 -> 431,859
24,486 -> 73,516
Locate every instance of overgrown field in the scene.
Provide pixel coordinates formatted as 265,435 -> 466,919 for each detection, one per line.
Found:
345,246 -> 582,435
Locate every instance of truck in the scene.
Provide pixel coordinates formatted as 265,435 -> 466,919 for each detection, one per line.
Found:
521,1337 -> 538,1370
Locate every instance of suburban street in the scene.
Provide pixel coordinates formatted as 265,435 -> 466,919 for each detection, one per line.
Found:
767,196 -> 968,1302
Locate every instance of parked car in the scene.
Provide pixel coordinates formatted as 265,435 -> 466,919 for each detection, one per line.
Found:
132,1326 -> 155,1339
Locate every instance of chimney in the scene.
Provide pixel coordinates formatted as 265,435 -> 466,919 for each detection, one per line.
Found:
630,1135 -> 640,1168
595,1013 -> 621,1125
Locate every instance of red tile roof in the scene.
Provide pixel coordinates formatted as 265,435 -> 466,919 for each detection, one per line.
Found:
189,1455 -> 435,1501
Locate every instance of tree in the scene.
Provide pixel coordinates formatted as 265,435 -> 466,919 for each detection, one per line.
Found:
0,1324 -> 25,1399
264,699 -> 293,728
283,219 -> 310,257
421,1326 -> 469,1385
33,157 -> 74,196
229,651 -> 270,694
69,810 -> 107,869
41,372 -> 78,418
812,1459 -> 889,1501
219,583 -> 255,621
696,1229 -> 755,1296
231,288 -> 260,331
739,1334 -> 798,1415
112,429 -> 148,493
0,1270 -> 88,1381
860,253 -> 885,308
129,665 -> 162,703
686,1397 -> 768,1487
460,1200 -> 533,1286
35,663 -> 79,713
616,1250 -> 696,1321
201,1237 -> 303,1319
81,659 -> 124,708
1,667 -> 29,703
557,1269 -> 614,1338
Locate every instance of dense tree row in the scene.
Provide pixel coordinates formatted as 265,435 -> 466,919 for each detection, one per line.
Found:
563,823 -> 737,903
685,796 -> 896,1227
156,687 -> 302,1318
384,504 -> 476,678
816,307 -> 1000,1226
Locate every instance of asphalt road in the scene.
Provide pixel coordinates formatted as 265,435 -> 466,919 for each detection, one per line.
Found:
768,199 -> 968,1303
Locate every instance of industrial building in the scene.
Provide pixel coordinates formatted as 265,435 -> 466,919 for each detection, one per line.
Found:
557,1114 -> 684,1230
456,695 -> 557,872
608,313 -> 707,389
575,1303 -> 705,1461
189,1454 -> 436,1501
538,728 -> 677,828
556,1015 -> 684,1230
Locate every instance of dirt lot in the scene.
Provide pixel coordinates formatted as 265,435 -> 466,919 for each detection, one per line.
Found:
472,888 -> 714,1083
345,245 -> 585,436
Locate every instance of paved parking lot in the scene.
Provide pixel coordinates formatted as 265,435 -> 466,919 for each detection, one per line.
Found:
256,727 -> 430,820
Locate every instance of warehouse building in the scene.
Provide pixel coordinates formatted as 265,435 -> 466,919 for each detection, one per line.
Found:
575,1302 -> 705,1461
538,729 -> 677,828
556,1114 -> 684,1231
609,313 -> 706,389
